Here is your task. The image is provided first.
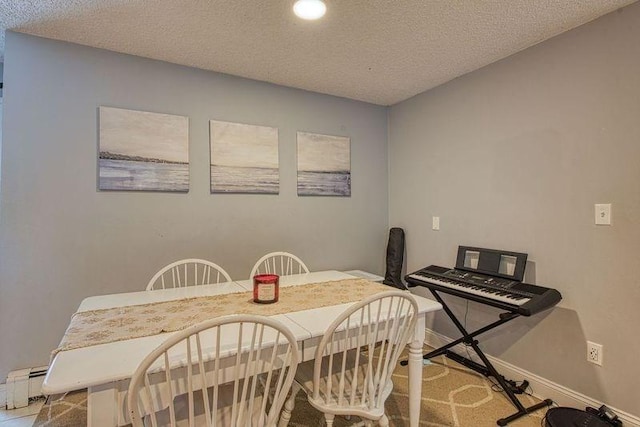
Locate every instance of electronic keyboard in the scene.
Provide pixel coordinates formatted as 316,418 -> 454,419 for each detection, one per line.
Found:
403,247 -> 560,424
407,265 -> 561,316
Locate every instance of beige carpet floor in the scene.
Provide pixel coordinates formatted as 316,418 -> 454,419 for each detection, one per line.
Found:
33,349 -> 549,426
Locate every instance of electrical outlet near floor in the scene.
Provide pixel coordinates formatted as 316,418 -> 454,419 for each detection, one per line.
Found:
587,341 -> 603,366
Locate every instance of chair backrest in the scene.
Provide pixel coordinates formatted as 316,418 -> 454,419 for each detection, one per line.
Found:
249,252 -> 309,279
146,259 -> 232,291
312,291 -> 418,414
127,314 -> 299,427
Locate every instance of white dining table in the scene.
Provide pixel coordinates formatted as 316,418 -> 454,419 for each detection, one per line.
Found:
42,270 -> 442,427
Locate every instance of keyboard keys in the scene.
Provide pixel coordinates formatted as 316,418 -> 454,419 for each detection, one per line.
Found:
408,273 -> 530,307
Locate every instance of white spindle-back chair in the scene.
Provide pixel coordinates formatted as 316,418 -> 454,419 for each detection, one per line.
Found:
127,315 -> 299,427
146,259 -> 232,291
280,291 -> 418,427
249,252 -> 309,279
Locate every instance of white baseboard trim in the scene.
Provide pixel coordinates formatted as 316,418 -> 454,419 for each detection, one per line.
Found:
0,382 -> 6,408
424,328 -> 640,427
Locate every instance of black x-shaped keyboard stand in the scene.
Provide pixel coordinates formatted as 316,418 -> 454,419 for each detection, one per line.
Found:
401,288 -> 553,425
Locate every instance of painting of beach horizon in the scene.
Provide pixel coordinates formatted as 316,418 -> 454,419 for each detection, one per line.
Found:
297,132 -> 351,197
98,107 -> 189,192
210,120 -> 279,194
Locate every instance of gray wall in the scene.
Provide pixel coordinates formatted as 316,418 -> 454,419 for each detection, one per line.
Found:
390,3 -> 640,415
0,32 -> 388,380
0,62 -> 3,177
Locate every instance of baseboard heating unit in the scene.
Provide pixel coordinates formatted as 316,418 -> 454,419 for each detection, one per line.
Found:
5,366 -> 47,409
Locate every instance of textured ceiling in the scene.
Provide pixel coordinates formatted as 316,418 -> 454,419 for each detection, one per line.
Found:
0,0 -> 636,105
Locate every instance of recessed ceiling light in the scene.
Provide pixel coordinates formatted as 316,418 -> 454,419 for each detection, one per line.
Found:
293,0 -> 326,20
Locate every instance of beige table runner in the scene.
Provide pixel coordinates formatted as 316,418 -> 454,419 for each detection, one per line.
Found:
54,278 -> 392,355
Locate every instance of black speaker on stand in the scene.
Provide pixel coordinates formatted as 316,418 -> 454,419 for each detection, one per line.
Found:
383,227 -> 408,290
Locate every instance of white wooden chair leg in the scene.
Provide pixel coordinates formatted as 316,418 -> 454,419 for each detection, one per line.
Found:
379,414 -> 390,427
278,382 -> 301,427
324,413 -> 335,427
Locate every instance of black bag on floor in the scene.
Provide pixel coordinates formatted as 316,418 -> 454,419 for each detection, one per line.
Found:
545,408 -> 612,427
383,227 -> 407,290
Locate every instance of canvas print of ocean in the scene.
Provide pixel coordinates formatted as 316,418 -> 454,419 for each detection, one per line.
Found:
98,107 -> 189,192
297,132 -> 351,196
210,120 -> 279,194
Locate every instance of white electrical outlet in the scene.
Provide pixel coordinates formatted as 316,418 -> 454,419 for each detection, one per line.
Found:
587,341 -> 603,366
595,204 -> 611,225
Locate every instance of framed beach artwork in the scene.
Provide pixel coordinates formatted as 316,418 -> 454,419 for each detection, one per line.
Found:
297,131 -> 351,196
98,107 -> 189,192
210,120 -> 279,194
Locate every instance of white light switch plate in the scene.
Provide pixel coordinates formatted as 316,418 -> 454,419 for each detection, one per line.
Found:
432,216 -> 440,231
595,204 -> 611,225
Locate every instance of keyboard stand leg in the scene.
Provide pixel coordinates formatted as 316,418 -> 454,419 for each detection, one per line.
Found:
400,294 -> 518,365
409,290 -> 553,425
420,313 -> 518,360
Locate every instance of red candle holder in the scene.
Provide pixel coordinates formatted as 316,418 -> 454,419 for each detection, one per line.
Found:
253,274 -> 279,304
